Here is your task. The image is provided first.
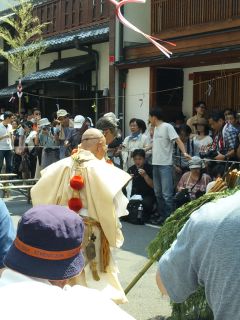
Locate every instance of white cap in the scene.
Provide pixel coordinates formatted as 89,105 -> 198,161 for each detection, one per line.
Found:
39,118 -> 51,127
57,109 -> 69,119
74,115 -> 85,129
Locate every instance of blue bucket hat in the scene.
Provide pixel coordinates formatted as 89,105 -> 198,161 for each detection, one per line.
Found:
4,205 -> 85,280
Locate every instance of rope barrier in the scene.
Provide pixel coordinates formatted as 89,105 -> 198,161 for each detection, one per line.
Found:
16,70 -> 240,102
174,154 -> 240,164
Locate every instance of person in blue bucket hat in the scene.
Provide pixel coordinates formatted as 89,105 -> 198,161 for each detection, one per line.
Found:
0,205 -> 134,320
0,199 -> 15,273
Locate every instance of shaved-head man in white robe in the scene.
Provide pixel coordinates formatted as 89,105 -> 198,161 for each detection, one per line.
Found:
31,128 -> 131,304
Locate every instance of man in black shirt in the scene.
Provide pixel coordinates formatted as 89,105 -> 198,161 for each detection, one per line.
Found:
128,149 -> 155,222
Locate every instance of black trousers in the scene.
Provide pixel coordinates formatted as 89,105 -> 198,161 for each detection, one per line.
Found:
142,194 -> 156,222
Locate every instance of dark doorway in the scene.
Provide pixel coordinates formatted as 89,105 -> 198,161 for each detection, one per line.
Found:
155,68 -> 183,122
0,62 -> 7,90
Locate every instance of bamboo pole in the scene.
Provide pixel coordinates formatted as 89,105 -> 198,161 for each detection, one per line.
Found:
124,248 -> 161,295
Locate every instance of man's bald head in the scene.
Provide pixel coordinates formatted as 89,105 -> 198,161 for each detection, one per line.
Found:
82,128 -> 104,141
80,128 -> 106,160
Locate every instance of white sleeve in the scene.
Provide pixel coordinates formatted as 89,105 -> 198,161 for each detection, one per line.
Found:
167,124 -> 179,141
114,190 -> 129,218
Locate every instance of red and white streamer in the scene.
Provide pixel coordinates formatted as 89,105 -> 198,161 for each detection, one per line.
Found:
108,0 -> 176,58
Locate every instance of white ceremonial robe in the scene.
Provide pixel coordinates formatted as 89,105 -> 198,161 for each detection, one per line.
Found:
31,149 -> 131,304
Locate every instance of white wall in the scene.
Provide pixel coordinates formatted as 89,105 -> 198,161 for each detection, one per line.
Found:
61,48 -> 85,59
39,52 -> 58,70
183,62 -> 240,118
123,0 -> 150,45
92,42 -> 109,90
125,67 -> 150,135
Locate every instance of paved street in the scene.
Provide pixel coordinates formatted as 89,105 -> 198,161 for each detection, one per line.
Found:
4,193 -> 172,320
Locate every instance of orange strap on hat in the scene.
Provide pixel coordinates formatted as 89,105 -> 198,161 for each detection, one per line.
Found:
14,237 -> 82,261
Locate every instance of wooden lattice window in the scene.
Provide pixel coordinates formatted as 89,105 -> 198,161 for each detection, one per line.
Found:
193,69 -> 240,113
92,0 -> 97,19
78,0 -> 83,24
72,0 -> 76,26
100,0 -> 105,15
64,0 -> 70,28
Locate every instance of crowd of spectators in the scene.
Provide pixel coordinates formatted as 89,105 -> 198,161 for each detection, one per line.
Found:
0,101 -> 239,225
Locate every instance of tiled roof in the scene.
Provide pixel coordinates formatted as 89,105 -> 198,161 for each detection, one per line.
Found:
21,54 -> 95,82
0,85 -> 17,98
44,24 -> 109,50
6,23 -> 109,55
0,54 -> 95,97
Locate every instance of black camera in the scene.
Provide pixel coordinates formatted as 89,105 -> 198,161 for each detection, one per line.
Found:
199,149 -> 218,159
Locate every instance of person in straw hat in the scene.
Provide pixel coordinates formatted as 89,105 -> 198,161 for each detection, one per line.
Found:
0,205 -> 134,320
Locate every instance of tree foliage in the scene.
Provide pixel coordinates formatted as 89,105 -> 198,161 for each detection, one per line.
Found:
0,0 -> 49,77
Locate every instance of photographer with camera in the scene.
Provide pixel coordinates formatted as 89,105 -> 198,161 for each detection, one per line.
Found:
127,149 -> 155,223
36,118 -> 59,169
206,112 -> 238,162
176,156 -> 211,207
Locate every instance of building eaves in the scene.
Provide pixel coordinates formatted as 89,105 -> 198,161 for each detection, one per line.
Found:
21,54 -> 95,82
116,44 -> 240,68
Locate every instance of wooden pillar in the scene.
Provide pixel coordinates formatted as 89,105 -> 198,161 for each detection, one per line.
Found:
150,67 -> 157,108
108,5 -> 116,113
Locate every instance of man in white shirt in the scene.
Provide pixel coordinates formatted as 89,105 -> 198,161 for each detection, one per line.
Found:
1,205 -> 135,320
149,109 -> 191,225
0,111 -> 14,173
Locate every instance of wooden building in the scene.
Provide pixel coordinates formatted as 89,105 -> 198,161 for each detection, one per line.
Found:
0,0 -> 117,121
116,0 -> 240,130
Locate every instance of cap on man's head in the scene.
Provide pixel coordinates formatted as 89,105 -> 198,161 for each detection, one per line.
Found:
39,118 -> 51,128
74,115 -> 85,129
4,205 -> 85,280
57,109 -> 69,119
188,156 -> 203,169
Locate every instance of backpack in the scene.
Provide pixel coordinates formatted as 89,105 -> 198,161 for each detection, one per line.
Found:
126,200 -> 144,225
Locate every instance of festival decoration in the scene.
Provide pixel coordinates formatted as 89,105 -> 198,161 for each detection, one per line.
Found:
9,92 -> 15,103
108,0 -> 176,58
71,148 -> 78,155
68,197 -> 83,212
68,153 -> 85,213
17,79 -> 23,98
70,175 -> 84,190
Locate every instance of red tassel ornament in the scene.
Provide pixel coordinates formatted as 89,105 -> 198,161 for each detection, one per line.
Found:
71,148 -> 78,155
106,159 -> 113,165
70,175 -> 84,190
68,197 -> 83,212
